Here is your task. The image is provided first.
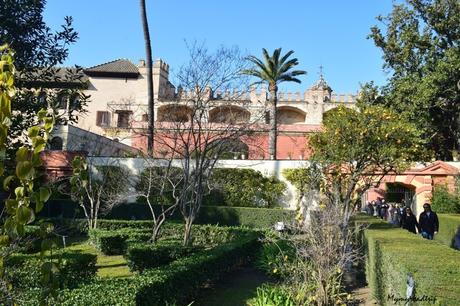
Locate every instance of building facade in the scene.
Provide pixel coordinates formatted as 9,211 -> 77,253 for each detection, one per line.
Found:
77,58 -> 357,159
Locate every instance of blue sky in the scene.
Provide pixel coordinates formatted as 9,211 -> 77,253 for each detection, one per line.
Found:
44,0 -> 394,94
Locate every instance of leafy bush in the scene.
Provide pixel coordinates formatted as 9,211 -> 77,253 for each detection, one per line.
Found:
56,234 -> 261,306
205,168 -> 286,208
249,285 -> 296,306
256,237 -> 294,279
89,228 -> 151,255
126,241 -> 201,272
361,216 -> 460,305
6,251 -> 97,291
431,184 -> 460,213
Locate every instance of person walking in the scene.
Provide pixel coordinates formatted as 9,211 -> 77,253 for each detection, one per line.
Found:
418,203 -> 439,240
401,207 -> 420,234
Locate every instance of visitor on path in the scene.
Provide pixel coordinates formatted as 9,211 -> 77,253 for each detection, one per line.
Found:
376,197 -> 382,218
401,207 -> 419,234
418,203 -> 439,240
389,204 -> 400,226
381,199 -> 389,220
372,200 -> 378,217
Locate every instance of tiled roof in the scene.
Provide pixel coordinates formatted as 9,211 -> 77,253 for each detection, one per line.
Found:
84,59 -> 139,77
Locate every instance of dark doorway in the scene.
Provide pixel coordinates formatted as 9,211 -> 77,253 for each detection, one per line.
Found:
385,183 -> 416,209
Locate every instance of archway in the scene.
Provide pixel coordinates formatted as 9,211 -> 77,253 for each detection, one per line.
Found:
385,183 -> 416,209
209,105 -> 250,124
207,138 -> 249,159
49,136 -> 63,150
276,106 -> 306,124
157,104 -> 193,122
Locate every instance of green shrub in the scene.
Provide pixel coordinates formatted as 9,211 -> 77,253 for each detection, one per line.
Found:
431,184 -> 460,213
56,234 -> 261,306
126,241 -> 201,272
435,214 -> 460,249
362,217 -> 460,305
89,228 -> 151,255
6,251 -> 97,291
89,223 -> 254,255
256,238 -> 294,279
205,168 -> 286,208
250,285 -> 296,306
197,206 -> 295,228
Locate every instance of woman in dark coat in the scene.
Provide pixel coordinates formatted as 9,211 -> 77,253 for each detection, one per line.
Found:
400,207 -> 420,234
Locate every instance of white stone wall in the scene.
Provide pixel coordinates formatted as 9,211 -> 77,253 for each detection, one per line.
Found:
88,157 -> 309,209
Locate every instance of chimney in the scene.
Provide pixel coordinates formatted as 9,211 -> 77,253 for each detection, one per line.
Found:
138,59 -> 146,67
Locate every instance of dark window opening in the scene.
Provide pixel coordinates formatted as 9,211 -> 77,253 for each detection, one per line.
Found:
96,111 -> 110,127
117,111 -> 132,128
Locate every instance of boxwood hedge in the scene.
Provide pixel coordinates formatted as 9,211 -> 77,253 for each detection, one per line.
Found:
56,234 -> 260,306
360,216 -> 460,305
435,214 -> 460,249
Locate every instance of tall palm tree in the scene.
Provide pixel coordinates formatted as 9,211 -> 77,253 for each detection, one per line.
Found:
242,48 -> 306,160
140,0 -> 154,156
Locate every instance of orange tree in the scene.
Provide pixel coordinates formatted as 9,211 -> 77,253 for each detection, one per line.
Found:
308,104 -> 428,226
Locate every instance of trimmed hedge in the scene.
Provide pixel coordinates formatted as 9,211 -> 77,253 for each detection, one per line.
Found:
57,234 -> 261,306
126,241 -> 201,272
89,228 -> 151,255
435,214 -> 460,249
6,251 -> 97,291
89,223 -> 254,255
360,216 -> 460,305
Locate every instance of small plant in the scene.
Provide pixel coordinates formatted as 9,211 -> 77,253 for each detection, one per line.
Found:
250,285 -> 296,306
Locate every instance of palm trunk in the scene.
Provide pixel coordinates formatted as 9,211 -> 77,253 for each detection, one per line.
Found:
269,84 -> 278,160
140,0 -> 154,157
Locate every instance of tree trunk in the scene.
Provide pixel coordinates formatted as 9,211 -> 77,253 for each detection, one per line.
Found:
268,84 -> 278,160
151,215 -> 165,243
140,0 -> 154,157
183,217 -> 193,246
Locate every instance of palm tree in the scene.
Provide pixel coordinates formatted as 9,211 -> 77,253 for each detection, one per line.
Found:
242,48 -> 306,160
140,0 -> 154,156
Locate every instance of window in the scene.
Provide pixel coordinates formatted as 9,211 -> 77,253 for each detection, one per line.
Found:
142,113 -> 149,122
50,137 -> 63,150
117,111 -> 132,128
57,95 -> 67,109
96,111 -> 110,127
265,111 -> 270,124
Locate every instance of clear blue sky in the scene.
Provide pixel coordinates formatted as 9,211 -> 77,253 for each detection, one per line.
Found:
44,0 -> 394,94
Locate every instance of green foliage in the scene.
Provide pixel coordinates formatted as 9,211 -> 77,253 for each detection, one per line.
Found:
361,216 -> 460,305
310,105 -> 426,168
89,228 -> 151,255
256,238 -> 294,279
89,222 -> 255,255
55,234 -> 260,306
125,241 -> 201,272
207,168 -> 286,208
5,251 -> 97,291
435,214 -> 460,249
369,0 -> 460,160
431,184 -> 460,213
107,204 -> 294,228
249,285 -> 296,306
1,45 -> 59,305
0,1 -> 88,151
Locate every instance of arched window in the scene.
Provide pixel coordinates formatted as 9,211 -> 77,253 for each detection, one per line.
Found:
157,105 -> 193,122
207,138 -> 249,159
209,106 -> 251,124
276,106 -> 306,124
50,137 -> 63,150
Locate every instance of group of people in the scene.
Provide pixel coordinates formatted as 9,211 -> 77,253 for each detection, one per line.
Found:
364,198 -> 439,240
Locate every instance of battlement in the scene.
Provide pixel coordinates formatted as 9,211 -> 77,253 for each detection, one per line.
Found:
176,86 -> 356,103
153,59 -> 169,73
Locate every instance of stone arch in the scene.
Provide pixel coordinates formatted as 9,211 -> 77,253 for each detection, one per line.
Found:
276,106 -> 306,124
208,138 -> 249,159
209,105 -> 251,124
157,104 -> 193,122
50,136 -> 63,150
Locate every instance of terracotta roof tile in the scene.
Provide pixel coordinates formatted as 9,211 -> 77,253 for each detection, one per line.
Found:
84,59 -> 139,77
